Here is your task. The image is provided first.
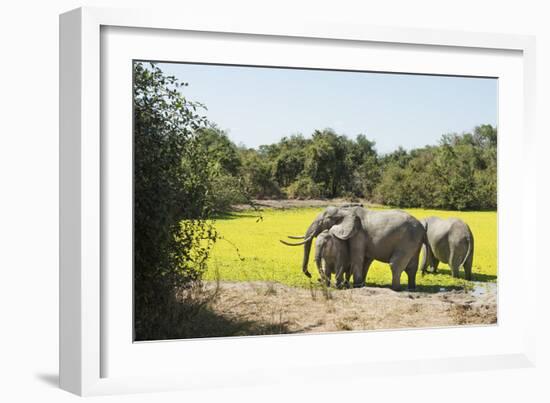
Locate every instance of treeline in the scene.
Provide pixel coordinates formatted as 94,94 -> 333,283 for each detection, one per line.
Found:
199,124 -> 497,211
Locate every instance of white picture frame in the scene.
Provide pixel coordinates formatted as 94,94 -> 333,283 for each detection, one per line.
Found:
59,6 -> 537,396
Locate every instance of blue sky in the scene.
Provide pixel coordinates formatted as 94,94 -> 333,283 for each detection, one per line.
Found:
158,62 -> 497,154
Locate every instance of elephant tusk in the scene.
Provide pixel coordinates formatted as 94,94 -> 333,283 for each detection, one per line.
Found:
279,236 -> 313,246
287,235 -> 305,239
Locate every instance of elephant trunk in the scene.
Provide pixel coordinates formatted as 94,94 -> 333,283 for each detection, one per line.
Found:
301,221 -> 320,278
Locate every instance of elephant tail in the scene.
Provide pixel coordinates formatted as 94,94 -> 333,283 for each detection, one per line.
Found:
419,219 -> 429,274
460,230 -> 473,270
422,220 -> 429,246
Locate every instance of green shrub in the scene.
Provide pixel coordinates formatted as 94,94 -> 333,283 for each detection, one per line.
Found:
133,62 -> 218,340
286,176 -> 323,199
208,173 -> 248,213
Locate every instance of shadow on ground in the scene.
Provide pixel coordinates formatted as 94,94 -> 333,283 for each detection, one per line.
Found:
425,268 -> 497,282
362,282 -> 466,294
359,268 -> 497,294
35,373 -> 58,388
139,305 -> 292,341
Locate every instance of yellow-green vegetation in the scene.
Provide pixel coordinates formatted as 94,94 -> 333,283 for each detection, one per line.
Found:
204,207 -> 496,291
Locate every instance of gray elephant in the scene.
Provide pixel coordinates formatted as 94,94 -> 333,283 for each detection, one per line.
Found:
419,216 -> 474,280
281,206 -> 425,291
314,230 -> 351,288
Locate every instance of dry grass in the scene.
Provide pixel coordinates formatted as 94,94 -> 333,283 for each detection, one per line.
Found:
176,281 -> 497,339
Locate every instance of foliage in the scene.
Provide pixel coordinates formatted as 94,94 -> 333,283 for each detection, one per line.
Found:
269,135 -> 307,187
133,62 -> 218,340
193,126 -> 255,213
205,207 -> 497,291
375,125 -> 497,210
303,130 -> 351,197
238,147 -> 283,199
285,175 -> 322,199
196,126 -> 242,175
196,125 -> 497,211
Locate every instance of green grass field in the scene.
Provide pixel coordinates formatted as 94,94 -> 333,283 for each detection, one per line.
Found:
204,207 -> 497,291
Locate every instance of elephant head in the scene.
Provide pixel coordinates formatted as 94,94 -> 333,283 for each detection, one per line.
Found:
280,206 -> 362,278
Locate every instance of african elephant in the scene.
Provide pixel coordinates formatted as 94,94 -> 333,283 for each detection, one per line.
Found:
281,206 -> 425,291
419,216 -> 474,280
314,230 -> 351,288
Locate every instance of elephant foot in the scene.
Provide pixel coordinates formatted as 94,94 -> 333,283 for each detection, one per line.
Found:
317,278 -> 330,286
352,282 -> 366,289
336,281 -> 351,289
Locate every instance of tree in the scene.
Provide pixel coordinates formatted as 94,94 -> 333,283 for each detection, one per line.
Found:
304,129 -> 350,197
271,135 -> 307,187
348,134 -> 380,198
196,126 -> 242,175
239,148 -> 282,199
374,127 -> 497,210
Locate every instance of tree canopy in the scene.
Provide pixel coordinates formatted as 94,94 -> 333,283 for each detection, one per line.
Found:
200,124 -> 497,211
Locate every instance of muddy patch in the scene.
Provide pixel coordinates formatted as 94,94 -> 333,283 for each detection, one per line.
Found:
199,281 -> 497,337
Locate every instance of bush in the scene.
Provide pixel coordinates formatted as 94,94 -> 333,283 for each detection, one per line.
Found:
286,176 -> 322,199
239,148 -> 283,199
133,62 -> 218,340
208,173 -> 248,213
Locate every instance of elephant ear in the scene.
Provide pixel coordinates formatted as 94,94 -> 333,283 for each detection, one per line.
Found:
329,214 -> 357,240
354,207 -> 370,232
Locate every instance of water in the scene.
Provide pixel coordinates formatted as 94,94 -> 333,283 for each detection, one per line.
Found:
470,282 -> 497,297
438,282 -> 497,296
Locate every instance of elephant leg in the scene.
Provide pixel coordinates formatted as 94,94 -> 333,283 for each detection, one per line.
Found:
335,262 -> 347,289
362,257 -> 374,285
449,252 -> 461,278
405,254 -> 419,291
343,267 -> 352,288
432,258 -> 439,273
352,257 -> 372,288
389,253 -> 409,291
315,259 -> 324,279
351,255 -> 366,288
463,252 -> 473,281
317,261 -> 330,286
325,264 -> 333,287
348,233 -> 367,288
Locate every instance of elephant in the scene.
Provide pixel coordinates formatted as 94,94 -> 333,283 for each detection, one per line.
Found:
419,216 -> 474,280
281,206 -> 425,291
314,229 -> 351,288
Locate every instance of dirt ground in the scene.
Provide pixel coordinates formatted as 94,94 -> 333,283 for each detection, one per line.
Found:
233,198 -> 372,211
199,281 -> 497,336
